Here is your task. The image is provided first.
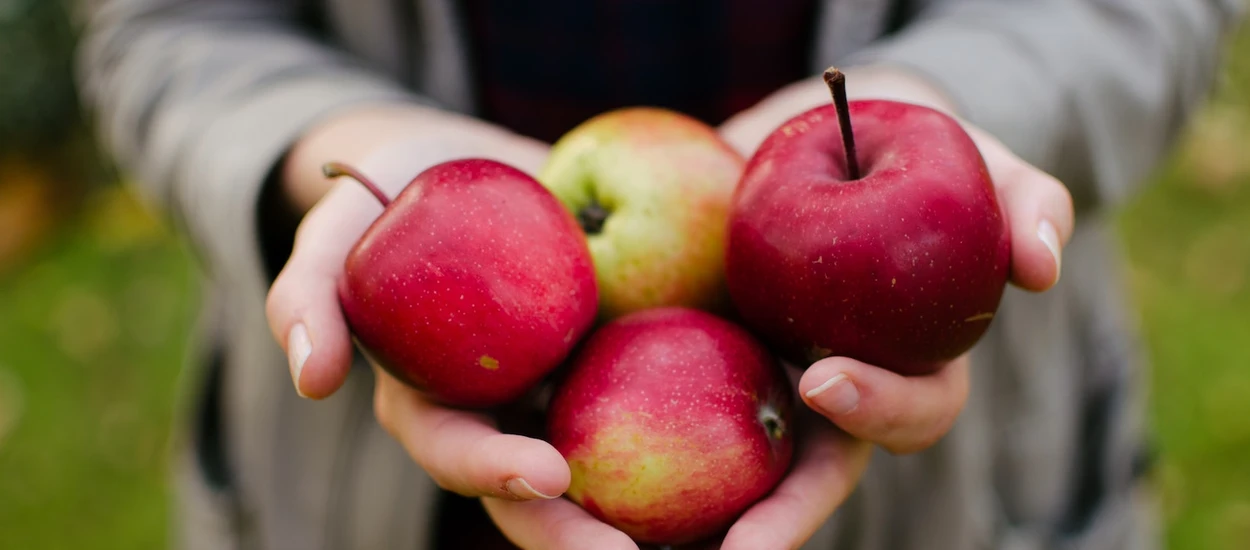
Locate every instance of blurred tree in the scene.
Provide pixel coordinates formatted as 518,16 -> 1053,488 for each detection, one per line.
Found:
0,0 -> 112,275
0,0 -> 81,151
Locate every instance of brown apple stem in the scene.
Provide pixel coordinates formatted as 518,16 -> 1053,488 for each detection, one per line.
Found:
322,162 -> 392,206
823,67 -> 861,180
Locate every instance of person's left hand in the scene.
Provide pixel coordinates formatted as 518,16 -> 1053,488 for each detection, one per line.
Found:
691,65 -> 1074,550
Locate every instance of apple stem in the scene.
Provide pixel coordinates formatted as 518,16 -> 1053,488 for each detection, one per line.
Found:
322,162 -> 392,206
823,67 -> 861,180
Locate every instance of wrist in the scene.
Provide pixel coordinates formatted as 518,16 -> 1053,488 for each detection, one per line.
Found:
766,65 -> 961,121
281,103 -> 516,214
719,65 -> 962,156
839,64 -> 961,116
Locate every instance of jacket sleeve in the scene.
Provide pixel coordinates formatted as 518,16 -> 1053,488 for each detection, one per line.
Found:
75,0 -> 429,278
844,0 -> 1245,211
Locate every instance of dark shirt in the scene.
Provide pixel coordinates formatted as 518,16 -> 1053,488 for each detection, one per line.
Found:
458,0 -> 821,143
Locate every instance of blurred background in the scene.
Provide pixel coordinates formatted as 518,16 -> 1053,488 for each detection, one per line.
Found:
0,2 -> 1247,549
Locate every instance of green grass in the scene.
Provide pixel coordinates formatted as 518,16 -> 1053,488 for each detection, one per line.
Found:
1,26 -> 1249,550
1114,25 -> 1250,550
0,190 -> 200,550
1124,162 -> 1250,550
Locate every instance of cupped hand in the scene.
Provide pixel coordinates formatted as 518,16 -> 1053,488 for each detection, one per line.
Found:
706,64 -> 1076,547
263,104 -> 573,504
795,120 -> 1072,454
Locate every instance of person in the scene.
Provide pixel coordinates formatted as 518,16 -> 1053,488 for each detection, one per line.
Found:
75,1 -> 1242,549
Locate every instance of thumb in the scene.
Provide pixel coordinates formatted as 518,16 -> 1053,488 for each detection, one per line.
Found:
966,127 -> 1075,292
265,181 -> 386,399
264,130 -> 550,399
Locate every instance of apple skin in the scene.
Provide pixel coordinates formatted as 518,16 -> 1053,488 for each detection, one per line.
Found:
546,307 -> 794,545
725,100 -> 1011,375
339,159 -> 598,408
538,108 -> 746,320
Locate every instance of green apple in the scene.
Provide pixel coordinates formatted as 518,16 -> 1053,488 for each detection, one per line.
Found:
538,108 -> 746,320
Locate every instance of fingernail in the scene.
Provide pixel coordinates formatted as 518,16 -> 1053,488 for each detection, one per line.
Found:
287,323 -> 311,397
1038,219 -> 1062,283
506,477 -> 558,500
805,373 -> 859,415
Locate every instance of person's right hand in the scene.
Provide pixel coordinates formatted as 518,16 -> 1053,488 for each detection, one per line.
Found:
263,103 -> 582,507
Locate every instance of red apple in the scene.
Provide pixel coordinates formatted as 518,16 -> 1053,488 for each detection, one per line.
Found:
330,159 -> 598,408
546,307 -> 794,546
725,68 -> 1011,375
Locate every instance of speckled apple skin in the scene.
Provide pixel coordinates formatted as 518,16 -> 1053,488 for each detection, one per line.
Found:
546,308 -> 794,546
725,100 -> 1012,375
339,159 -> 598,408
539,108 -> 745,320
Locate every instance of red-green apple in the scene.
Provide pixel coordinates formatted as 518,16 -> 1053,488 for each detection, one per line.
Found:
546,307 -> 794,545
725,68 -> 1011,375
538,108 -> 745,320
329,159 -> 598,408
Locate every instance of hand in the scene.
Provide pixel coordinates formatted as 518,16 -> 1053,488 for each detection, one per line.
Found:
264,104 -> 574,505
708,65 -> 1075,547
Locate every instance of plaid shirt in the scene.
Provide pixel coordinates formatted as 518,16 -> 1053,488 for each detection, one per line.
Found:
458,0 -> 821,143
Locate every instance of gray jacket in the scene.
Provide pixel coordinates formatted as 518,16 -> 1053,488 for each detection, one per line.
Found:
76,1 -> 1243,549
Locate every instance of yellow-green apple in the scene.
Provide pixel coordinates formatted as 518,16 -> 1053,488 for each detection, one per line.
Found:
546,307 -> 794,545
538,108 -> 745,320
725,68 -> 1011,375
328,159 -> 598,408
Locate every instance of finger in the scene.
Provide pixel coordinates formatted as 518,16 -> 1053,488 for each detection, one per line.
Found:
720,421 -> 873,550
483,496 -> 639,550
995,160 -> 1074,291
798,356 -> 970,454
264,182 -> 384,399
969,129 -> 1075,292
372,367 -> 570,500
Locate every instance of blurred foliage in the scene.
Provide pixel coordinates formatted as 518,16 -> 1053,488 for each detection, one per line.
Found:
0,0 -> 113,276
0,5 -> 1248,550
0,0 -> 82,150
1118,24 -> 1250,550
0,188 -> 199,549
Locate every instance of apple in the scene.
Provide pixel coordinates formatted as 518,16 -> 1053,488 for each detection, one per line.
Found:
724,68 -> 1011,375
546,307 -> 794,545
538,108 -> 745,320
328,159 -> 598,408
